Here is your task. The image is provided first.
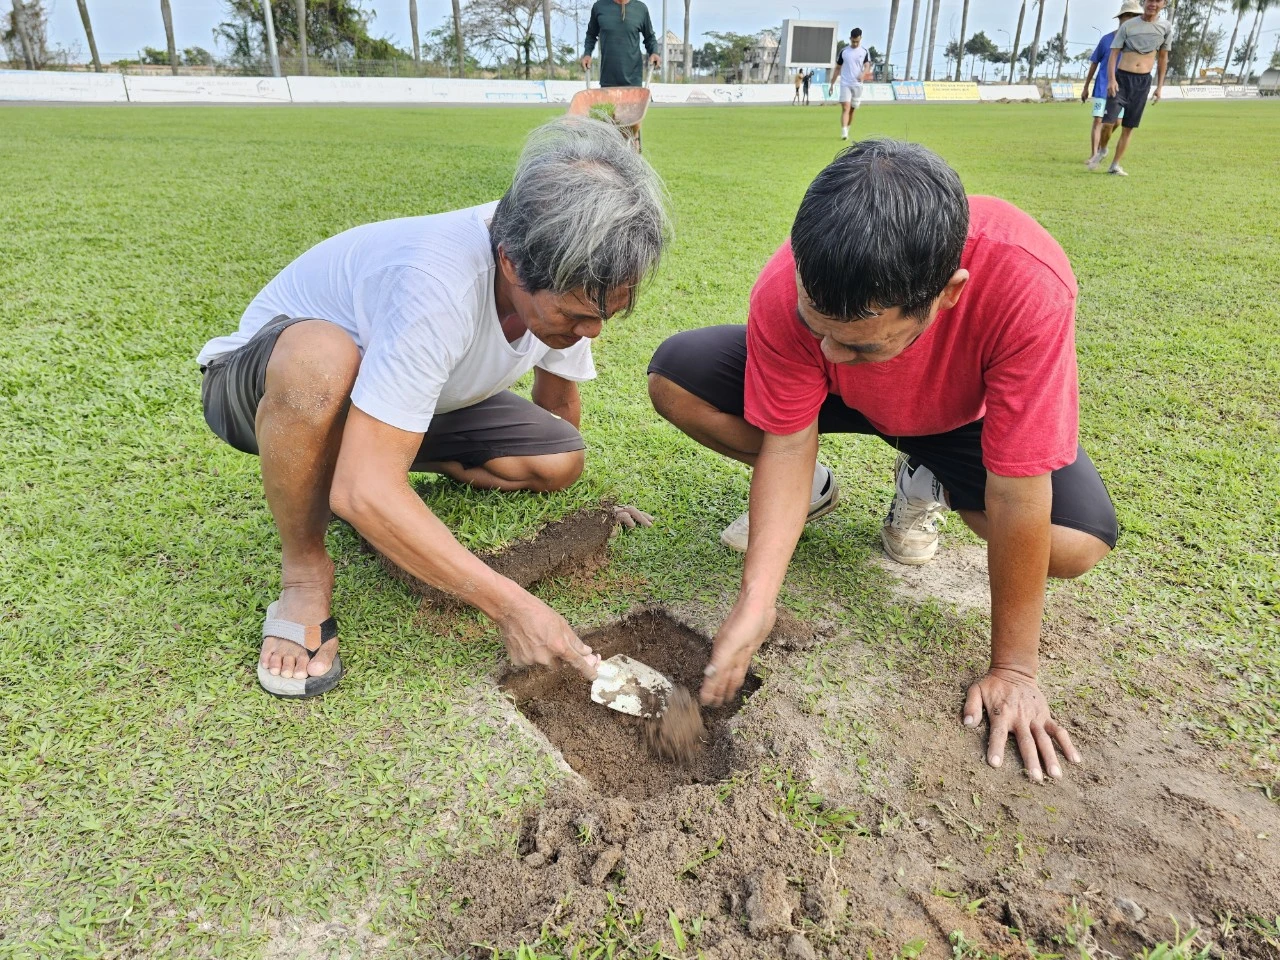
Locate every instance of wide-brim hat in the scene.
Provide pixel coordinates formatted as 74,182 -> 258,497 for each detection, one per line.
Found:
1116,0 -> 1143,16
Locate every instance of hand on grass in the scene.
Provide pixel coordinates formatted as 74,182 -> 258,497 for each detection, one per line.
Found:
964,668 -> 1081,783
500,594 -> 600,680
700,602 -> 776,707
612,504 -> 654,530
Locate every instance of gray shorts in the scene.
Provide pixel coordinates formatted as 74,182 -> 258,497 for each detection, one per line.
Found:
200,315 -> 586,470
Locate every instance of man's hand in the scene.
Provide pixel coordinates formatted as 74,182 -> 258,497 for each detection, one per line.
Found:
963,667 -> 1081,782
1152,86 -> 1162,103
1080,88 -> 1089,103
701,602 -> 776,707
649,53 -> 661,67
499,593 -> 600,680
612,504 -> 654,530
1108,78 -> 1119,97
580,54 -> 592,71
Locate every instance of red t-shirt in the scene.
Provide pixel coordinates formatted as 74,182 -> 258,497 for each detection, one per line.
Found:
744,195 -> 1079,477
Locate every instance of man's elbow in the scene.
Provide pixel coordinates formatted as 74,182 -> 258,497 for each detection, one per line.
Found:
329,470 -> 375,526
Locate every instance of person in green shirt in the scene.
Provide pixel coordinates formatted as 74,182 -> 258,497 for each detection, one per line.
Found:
580,0 -> 661,88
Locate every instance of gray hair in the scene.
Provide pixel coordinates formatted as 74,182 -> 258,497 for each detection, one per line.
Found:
490,117 -> 672,316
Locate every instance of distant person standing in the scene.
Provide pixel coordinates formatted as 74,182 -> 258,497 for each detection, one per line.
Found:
1102,0 -> 1170,176
1082,1 -> 1141,168
829,29 -> 873,140
581,0 -> 661,88
802,69 -> 813,105
794,70 -> 804,104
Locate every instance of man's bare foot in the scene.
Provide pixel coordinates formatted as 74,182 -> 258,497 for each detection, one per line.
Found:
260,559 -> 338,681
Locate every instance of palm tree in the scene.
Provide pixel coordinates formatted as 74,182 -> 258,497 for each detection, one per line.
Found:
159,0 -> 178,75
296,0 -> 308,74
954,0 -> 970,79
924,0 -> 941,78
75,0 -> 101,71
1028,0 -> 1046,79
409,0 -> 419,68
1241,0 -> 1271,80
683,0 -> 692,79
452,0 -> 465,77
11,0 -> 36,69
1221,0 -> 1250,83
543,0 -> 554,78
904,0 -> 922,79
885,0 -> 901,80
1010,0 -> 1026,83
1057,0 -> 1069,77
1191,0 -> 1220,79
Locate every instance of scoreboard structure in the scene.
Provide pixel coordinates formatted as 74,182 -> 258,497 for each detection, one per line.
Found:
776,20 -> 840,71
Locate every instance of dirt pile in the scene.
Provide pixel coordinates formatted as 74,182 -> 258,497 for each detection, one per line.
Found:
371,503 -> 617,608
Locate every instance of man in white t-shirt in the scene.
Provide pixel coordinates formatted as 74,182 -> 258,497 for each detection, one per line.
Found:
830,28 -> 873,140
197,118 -> 671,699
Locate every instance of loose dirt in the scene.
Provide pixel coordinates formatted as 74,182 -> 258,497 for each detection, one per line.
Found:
500,610 -> 759,801
424,592 -> 1280,959
372,503 -> 617,609
646,686 -> 707,764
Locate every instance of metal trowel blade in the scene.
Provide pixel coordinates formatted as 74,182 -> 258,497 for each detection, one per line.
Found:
590,654 -> 673,718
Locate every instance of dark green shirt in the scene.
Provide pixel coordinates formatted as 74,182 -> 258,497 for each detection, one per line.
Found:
583,0 -> 657,88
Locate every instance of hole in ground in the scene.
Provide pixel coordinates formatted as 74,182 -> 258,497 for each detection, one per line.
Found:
500,609 -> 760,801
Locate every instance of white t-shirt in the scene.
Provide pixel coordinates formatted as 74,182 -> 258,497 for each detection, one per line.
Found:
838,44 -> 871,87
196,202 -> 596,434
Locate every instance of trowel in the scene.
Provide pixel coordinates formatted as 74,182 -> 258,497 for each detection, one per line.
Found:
591,655 -> 673,718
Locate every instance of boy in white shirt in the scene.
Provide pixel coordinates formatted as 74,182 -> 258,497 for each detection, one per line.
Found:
830,28 -> 873,140
197,118 -> 670,699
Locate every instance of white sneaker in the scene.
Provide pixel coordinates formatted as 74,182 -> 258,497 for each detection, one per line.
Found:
1109,164 -> 1128,176
720,465 -> 840,553
1085,150 -> 1105,170
881,454 -> 948,565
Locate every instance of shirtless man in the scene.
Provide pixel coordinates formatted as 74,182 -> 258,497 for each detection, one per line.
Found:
1103,0 -> 1170,176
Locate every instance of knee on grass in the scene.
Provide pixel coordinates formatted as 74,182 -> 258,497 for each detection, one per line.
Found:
647,372 -> 700,427
490,449 -> 585,493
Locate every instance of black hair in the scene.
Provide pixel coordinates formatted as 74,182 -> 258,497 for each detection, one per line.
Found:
850,28 -> 862,38
790,138 -> 968,323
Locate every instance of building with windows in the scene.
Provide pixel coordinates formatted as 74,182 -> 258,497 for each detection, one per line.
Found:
661,30 -> 692,79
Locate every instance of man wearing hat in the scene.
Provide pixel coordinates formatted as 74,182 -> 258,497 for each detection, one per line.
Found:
1102,0 -> 1171,176
1082,1 -> 1141,170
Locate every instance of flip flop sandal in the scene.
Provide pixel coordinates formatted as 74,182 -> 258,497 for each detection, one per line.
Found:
257,601 -> 344,699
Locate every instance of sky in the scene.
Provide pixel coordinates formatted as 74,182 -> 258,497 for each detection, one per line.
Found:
43,0 -> 1279,73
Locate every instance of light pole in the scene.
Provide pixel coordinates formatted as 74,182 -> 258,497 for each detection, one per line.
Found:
997,28 -> 1010,83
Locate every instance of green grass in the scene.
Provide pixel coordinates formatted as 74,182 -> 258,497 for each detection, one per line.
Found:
1,101 -> 1277,957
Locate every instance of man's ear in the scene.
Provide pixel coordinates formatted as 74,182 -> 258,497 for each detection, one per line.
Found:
496,245 -> 522,286
937,269 -> 969,312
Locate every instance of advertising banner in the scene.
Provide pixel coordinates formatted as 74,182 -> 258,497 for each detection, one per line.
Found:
1225,84 -> 1258,97
1180,84 -> 1226,99
923,81 -> 981,101
1051,82 -> 1081,100
892,80 -> 925,101
978,84 -> 1041,101
124,76 -> 291,103
0,69 -> 128,101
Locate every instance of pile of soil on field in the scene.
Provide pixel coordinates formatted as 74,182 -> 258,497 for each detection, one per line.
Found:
426,600 -> 1280,959
500,609 -> 759,800
372,503 -> 617,609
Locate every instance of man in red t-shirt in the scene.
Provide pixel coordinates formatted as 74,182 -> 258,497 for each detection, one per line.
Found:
648,139 -> 1117,784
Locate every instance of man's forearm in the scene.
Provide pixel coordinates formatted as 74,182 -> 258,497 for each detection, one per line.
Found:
1156,51 -> 1167,87
334,482 -> 523,621
984,473 -> 1053,678
1107,49 -> 1120,82
739,427 -> 818,613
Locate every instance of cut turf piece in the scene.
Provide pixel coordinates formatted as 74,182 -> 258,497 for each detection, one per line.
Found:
371,503 -> 618,608
500,608 -> 761,801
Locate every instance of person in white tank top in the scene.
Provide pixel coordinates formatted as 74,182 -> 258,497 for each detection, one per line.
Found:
829,28 -> 873,140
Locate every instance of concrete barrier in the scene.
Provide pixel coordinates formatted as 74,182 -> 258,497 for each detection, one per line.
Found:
286,76 -> 438,103
1157,85 -> 1184,99
0,68 -> 127,101
123,75 -> 291,103
978,84 -> 1041,101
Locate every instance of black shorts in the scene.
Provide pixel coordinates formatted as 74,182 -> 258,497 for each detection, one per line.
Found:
648,325 -> 1118,548
200,315 -> 586,471
1104,69 -> 1152,129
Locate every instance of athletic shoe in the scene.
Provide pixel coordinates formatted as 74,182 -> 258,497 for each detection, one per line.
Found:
1085,150 -> 1105,170
881,454 -> 948,566
719,465 -> 840,553
1109,165 -> 1128,176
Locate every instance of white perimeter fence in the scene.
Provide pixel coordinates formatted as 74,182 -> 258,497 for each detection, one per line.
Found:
0,70 -> 1265,105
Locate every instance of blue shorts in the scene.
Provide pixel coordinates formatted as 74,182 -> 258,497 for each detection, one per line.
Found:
1092,96 -> 1123,120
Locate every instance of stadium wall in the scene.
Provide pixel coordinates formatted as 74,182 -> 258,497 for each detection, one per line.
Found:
0,70 -> 1269,105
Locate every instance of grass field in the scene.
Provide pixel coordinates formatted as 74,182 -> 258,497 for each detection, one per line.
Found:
1,101 -> 1278,958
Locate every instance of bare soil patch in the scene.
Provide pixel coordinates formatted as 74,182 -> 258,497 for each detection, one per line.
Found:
426,596 -> 1280,959
500,609 -> 760,801
875,543 -> 991,615
372,503 -> 616,608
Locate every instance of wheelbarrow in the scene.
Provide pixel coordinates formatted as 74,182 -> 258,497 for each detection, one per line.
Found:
566,64 -> 655,153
